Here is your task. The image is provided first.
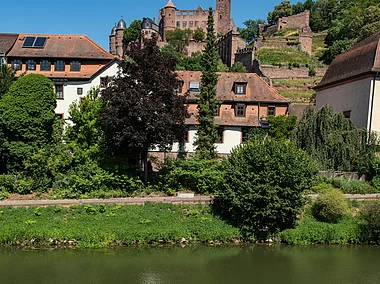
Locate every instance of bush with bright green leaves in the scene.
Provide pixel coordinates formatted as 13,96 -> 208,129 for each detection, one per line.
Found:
216,138 -> 318,238
52,161 -> 144,199
312,188 -> 350,223
361,201 -> 380,244
159,157 -> 224,195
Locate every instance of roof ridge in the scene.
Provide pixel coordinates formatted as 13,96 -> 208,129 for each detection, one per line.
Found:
254,73 -> 290,103
83,34 -> 114,58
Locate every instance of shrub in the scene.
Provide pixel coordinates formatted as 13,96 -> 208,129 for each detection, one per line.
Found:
216,138 -> 318,238
159,157 -> 224,194
53,161 -> 143,198
361,201 -> 380,244
312,188 -> 350,223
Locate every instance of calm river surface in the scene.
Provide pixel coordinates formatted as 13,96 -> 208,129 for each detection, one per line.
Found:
0,245 -> 379,284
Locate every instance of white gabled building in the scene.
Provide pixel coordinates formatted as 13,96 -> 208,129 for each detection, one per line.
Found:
4,33 -> 119,119
315,31 -> 380,133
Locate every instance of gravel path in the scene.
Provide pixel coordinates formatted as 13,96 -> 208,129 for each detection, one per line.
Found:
0,194 -> 379,207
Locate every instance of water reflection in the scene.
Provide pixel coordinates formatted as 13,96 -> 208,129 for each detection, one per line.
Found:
0,245 -> 379,284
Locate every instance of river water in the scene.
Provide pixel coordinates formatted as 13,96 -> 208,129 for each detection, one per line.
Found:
0,245 -> 379,284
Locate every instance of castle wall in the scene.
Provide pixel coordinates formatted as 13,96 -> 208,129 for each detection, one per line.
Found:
235,48 -> 254,72
218,31 -> 246,67
277,10 -> 310,30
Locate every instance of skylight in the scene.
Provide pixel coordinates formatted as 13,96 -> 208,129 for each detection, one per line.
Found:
22,37 -> 47,48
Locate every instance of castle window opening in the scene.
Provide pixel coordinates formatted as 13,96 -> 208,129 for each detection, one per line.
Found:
176,12 -> 181,16
195,21 -> 199,27
183,21 -> 187,27
215,105 -> 221,116
183,12 -> 187,16
189,21 -> 194,27
189,11 -> 194,16
176,21 -> 181,27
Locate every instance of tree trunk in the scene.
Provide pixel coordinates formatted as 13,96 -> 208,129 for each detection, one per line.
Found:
143,153 -> 148,185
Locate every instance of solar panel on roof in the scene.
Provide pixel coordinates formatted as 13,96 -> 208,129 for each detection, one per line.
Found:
22,36 -> 36,47
34,37 -> 47,47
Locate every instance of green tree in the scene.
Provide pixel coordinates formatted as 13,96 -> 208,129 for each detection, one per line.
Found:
292,105 -> 376,172
238,19 -> 266,45
123,20 -> 142,44
65,88 -> 104,163
193,7 -> 220,159
216,138 -> 318,238
0,64 -> 16,98
267,1 -> 293,25
193,27 -> 206,42
101,35 -> 188,184
229,62 -> 247,73
0,74 -> 56,172
165,29 -> 193,54
267,115 -> 297,140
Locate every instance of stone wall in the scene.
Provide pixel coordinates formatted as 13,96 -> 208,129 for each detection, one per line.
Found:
253,60 -> 327,79
218,31 -> 246,67
187,41 -> 206,56
277,10 -> 310,30
235,48 -> 254,72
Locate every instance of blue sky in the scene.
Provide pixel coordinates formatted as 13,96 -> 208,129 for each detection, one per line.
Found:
1,0 -> 299,51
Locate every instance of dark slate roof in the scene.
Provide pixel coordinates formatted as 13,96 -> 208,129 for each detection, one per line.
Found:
288,103 -> 314,121
7,34 -> 114,60
316,31 -> 380,90
0,33 -> 18,53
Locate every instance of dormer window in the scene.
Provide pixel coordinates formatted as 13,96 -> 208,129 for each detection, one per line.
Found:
189,81 -> 200,92
27,59 -> 36,71
234,83 -> 247,95
70,61 -> 81,72
40,60 -> 50,71
13,59 -> 21,70
235,104 -> 246,117
55,60 -> 65,71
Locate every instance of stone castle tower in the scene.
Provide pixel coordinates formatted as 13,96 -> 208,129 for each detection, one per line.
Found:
160,0 -> 177,41
109,18 -> 126,58
216,0 -> 232,35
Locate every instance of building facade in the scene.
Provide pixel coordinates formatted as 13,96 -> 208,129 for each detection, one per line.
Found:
154,70 -> 290,155
315,31 -> 380,133
5,34 -> 118,119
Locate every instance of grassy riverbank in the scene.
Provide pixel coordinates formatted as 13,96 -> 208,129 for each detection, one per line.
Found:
0,203 -> 241,248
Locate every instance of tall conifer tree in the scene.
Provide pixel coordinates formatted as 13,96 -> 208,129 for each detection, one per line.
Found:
194,7 -> 219,159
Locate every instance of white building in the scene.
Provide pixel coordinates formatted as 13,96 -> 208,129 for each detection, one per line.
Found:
4,33 -> 119,119
315,31 -> 380,133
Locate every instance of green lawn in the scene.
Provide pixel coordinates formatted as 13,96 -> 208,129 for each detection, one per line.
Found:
0,203 -> 241,248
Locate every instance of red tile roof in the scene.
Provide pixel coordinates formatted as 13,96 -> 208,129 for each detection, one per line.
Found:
177,71 -> 290,103
7,34 -> 114,60
316,31 -> 380,90
0,34 -> 18,53
177,71 -> 290,126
